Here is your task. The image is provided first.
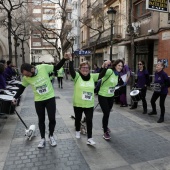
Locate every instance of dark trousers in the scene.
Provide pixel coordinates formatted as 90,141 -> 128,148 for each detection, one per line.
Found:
98,95 -> 114,133
150,92 -> 167,118
35,97 -> 56,138
133,87 -> 147,111
120,85 -> 127,105
57,77 -> 63,87
74,107 -> 94,139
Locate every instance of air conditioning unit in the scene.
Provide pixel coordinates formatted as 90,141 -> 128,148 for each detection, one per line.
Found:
132,22 -> 140,35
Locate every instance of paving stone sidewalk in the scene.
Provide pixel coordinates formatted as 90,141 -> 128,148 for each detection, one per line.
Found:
1,78 -> 170,170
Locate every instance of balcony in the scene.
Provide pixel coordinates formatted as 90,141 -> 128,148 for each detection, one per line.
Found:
89,25 -> 122,46
91,0 -> 103,15
66,4 -> 72,13
64,20 -> 72,30
82,9 -> 92,23
81,39 -> 89,49
104,0 -> 117,4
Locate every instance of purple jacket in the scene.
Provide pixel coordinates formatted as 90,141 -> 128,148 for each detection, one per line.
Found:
137,69 -> 149,88
5,66 -> 14,80
154,70 -> 169,94
0,74 -> 6,89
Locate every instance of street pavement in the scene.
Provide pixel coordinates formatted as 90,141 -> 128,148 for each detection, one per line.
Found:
1,77 -> 170,170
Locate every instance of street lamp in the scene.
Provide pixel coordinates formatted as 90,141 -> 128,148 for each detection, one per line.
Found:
107,7 -> 117,61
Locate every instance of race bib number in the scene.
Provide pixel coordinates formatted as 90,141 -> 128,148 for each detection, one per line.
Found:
108,87 -> 115,94
82,91 -> 92,101
36,85 -> 48,95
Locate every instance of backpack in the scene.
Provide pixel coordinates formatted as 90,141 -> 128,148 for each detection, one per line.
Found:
94,72 -> 112,94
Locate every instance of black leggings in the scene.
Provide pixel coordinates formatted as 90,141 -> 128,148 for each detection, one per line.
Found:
74,107 -> 93,139
57,77 -> 63,87
150,92 -> 167,118
35,97 -> 56,138
98,95 -> 114,133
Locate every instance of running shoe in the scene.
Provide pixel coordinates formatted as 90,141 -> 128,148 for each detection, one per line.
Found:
38,138 -> 46,149
49,136 -> 57,147
103,132 -> 111,140
87,138 -> 96,145
75,131 -> 80,139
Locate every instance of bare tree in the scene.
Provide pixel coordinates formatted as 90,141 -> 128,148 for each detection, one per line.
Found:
0,0 -> 28,61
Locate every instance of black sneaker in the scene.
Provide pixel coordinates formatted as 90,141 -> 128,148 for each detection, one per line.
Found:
129,106 -> 137,109
143,110 -> 147,114
157,118 -> 164,123
148,111 -> 157,115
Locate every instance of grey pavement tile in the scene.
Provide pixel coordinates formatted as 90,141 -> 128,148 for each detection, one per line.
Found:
149,156 -> 170,170
93,111 -> 143,133
108,129 -> 170,164
131,162 -> 157,170
3,139 -> 90,170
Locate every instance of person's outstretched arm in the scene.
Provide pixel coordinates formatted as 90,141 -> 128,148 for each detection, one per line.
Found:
68,55 -> 76,79
53,53 -> 70,72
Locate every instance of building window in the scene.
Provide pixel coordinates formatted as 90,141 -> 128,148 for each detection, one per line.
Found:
43,9 -> 55,14
32,34 -> 41,38
33,42 -> 41,46
32,17 -> 41,22
33,9 -> 41,13
34,50 -> 42,54
134,0 -> 151,19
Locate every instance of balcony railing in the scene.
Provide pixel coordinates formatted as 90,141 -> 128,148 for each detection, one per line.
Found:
82,9 -> 92,23
64,20 -> 72,30
89,25 -> 122,46
91,0 -> 103,15
66,4 -> 72,13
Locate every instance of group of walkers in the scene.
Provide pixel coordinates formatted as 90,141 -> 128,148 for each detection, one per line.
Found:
0,52 -> 167,149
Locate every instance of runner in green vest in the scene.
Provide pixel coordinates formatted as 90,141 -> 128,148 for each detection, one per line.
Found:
68,53 -> 110,145
57,67 -> 64,88
12,54 -> 70,148
98,59 -> 124,140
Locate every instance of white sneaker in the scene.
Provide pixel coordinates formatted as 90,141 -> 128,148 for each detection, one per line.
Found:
49,136 -> 57,147
75,131 -> 80,139
87,138 -> 96,146
38,138 -> 46,149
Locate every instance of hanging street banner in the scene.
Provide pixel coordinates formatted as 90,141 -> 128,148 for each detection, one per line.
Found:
74,50 -> 91,56
146,0 -> 169,13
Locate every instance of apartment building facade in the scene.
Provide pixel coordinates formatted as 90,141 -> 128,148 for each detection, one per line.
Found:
30,0 -> 59,64
80,0 -> 170,79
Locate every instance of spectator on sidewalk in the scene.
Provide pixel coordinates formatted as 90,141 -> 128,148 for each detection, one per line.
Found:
130,60 -> 149,114
5,60 -> 16,81
148,61 -> 170,123
68,53 -> 109,145
12,54 -> 70,148
0,63 -> 6,90
57,67 -> 64,88
119,58 -> 130,107
98,59 -> 124,140
93,64 -> 100,73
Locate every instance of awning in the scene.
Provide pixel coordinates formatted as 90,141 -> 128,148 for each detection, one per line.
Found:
118,35 -> 159,46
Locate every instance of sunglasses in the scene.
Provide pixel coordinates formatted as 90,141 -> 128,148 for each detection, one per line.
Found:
138,63 -> 142,65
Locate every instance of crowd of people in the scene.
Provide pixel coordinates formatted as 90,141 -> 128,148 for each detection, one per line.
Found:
0,53 -> 169,149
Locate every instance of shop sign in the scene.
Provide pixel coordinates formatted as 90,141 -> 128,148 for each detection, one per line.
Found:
146,0 -> 169,13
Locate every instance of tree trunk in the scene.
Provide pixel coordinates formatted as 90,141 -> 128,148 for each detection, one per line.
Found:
8,12 -> 12,61
21,40 -> 25,63
14,36 -> 18,67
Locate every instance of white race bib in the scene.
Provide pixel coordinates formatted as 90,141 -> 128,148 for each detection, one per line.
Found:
36,85 -> 48,95
82,91 -> 92,101
108,87 -> 115,94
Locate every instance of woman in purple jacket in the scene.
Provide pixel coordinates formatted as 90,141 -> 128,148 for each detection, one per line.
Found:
148,61 -> 170,123
130,61 -> 149,114
0,63 -> 6,89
